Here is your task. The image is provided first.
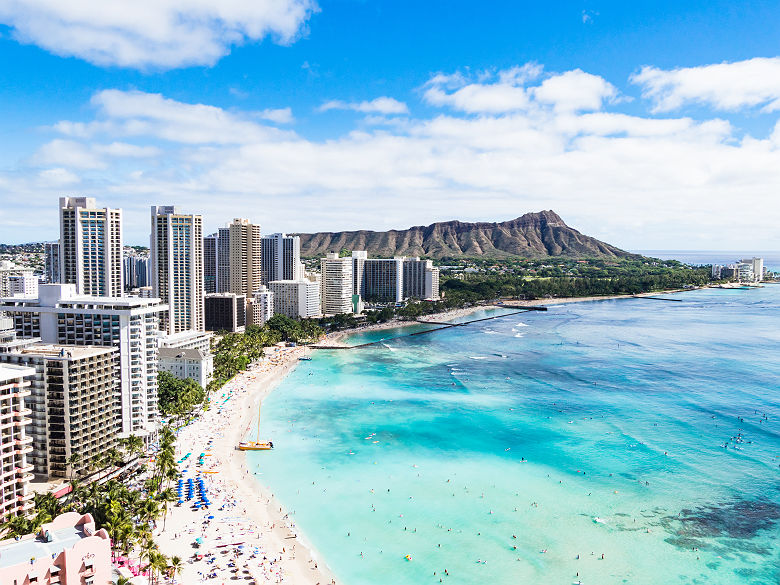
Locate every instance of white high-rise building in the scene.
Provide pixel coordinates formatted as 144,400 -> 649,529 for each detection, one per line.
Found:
739,257 -> 764,282
269,278 -> 320,319
150,206 -> 204,335
262,233 -> 301,285
320,253 -> 354,315
0,284 -> 167,441
59,197 -> 123,297
7,274 -> 38,297
0,261 -> 35,298
248,286 -> 274,326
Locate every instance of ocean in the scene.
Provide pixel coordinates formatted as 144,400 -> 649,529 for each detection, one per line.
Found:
249,286 -> 780,585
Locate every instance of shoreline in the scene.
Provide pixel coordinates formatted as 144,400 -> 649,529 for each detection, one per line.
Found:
153,287 -> 696,583
314,288 -> 694,347
155,346 -> 338,585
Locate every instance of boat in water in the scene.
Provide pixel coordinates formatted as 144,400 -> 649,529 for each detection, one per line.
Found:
237,403 -> 273,451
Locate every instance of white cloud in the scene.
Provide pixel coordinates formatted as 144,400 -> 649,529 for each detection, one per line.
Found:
319,97 -> 409,115
631,57 -> 780,112
8,74 -> 780,249
34,139 -> 106,169
0,0 -> 318,69
423,65 -> 617,114
532,69 -> 618,112
258,107 -> 295,124
38,167 -> 80,185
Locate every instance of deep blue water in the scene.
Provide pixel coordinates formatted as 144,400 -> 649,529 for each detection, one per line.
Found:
250,287 -> 780,585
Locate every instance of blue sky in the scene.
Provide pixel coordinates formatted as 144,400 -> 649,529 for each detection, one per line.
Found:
0,0 -> 779,248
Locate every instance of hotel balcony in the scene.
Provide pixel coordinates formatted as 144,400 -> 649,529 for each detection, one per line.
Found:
16,463 -> 33,474
14,436 -> 33,447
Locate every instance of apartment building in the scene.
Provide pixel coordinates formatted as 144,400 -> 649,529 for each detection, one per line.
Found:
44,241 -> 60,284
228,218 -> 263,301
150,206 -> 204,334
269,279 -> 321,319
262,233 -> 302,284
0,284 -> 166,441
247,286 -> 274,326
0,261 -> 35,298
59,197 -> 123,297
205,292 -> 246,332
0,363 -> 35,523
320,253 -> 354,315
0,344 -> 117,480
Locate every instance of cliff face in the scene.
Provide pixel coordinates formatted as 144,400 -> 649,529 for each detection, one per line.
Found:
296,211 -> 635,259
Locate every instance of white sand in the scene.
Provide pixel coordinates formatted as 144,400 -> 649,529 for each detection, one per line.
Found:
154,346 -> 338,585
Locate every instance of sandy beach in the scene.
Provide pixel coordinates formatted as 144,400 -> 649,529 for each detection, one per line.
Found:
154,345 -> 338,585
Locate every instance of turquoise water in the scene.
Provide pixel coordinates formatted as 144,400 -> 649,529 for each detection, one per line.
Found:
250,288 -> 780,585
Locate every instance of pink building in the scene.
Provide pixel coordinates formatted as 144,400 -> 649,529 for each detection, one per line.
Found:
0,512 -> 111,585
0,364 -> 35,524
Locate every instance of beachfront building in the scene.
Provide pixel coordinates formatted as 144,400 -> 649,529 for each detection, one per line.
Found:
362,257 -> 404,303
0,284 -> 166,441
158,329 -> 213,385
247,286 -> 274,326
320,253 -> 354,315
262,233 -> 302,285
0,363 -> 35,523
0,512 -> 111,585
158,347 -> 211,388
44,241 -> 60,284
150,205 -> 204,335
403,257 -> 440,300
0,261 -> 35,298
59,197 -> 123,297
353,253 -> 440,304
205,292 -> 246,332
0,343 -> 117,480
739,257 -> 764,282
269,278 -> 320,319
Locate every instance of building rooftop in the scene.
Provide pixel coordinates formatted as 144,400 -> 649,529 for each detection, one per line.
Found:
158,347 -> 205,360
0,363 -> 36,383
0,524 -> 86,569
13,344 -> 116,360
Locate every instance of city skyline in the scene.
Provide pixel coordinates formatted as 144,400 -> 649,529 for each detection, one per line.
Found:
1,2 -> 779,249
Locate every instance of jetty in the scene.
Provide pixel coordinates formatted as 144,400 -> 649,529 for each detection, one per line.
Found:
312,308 -> 542,349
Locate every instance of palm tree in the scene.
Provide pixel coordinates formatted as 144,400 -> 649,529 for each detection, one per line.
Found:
116,577 -> 133,585
156,488 -> 178,532
168,555 -> 183,584
66,452 -> 81,483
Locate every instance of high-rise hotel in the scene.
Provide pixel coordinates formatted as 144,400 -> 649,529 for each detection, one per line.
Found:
59,197 -> 123,297
150,206 -> 204,334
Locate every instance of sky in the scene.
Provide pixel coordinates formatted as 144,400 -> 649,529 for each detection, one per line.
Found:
0,1 -> 779,249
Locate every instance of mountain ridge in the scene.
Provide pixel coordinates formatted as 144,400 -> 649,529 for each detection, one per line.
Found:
295,210 -> 636,259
